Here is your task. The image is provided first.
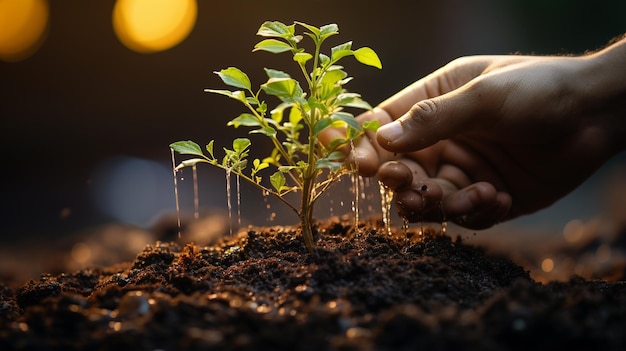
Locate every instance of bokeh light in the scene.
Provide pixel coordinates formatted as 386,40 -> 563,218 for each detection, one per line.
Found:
0,0 -> 49,62
90,156 -> 173,227
112,0 -> 197,53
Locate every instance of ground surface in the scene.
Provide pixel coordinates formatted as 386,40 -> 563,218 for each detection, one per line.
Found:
1,220 -> 626,350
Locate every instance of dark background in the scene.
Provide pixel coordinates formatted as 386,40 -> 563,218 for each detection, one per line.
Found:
1,0 -> 625,245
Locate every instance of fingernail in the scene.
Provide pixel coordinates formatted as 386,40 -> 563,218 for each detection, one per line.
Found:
378,121 -> 403,145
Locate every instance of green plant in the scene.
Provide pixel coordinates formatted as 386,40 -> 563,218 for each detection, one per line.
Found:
170,21 -> 381,252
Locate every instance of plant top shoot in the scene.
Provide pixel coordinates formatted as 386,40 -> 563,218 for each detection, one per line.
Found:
170,21 -> 382,253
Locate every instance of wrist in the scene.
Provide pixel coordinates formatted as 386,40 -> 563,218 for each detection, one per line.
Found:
579,36 -> 626,152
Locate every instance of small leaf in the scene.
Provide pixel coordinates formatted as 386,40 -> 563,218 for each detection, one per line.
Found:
326,150 -> 345,161
214,67 -> 251,90
320,69 -> 347,86
331,41 -> 353,62
319,23 -> 339,39
270,171 -> 286,193
353,47 -> 382,69
336,93 -> 372,110
180,158 -> 207,167
253,39 -> 292,54
257,21 -> 294,38
170,140 -> 204,156
227,113 -> 261,128
289,106 -> 303,125
249,125 -> 277,137
204,89 -> 247,104
295,21 -> 320,37
319,53 -> 330,67
232,138 -> 251,154
264,68 -> 291,79
313,118 -> 333,136
315,159 -> 343,171
293,52 -> 313,64
261,78 -> 304,103
253,158 -> 269,171
362,120 -> 380,132
332,111 -> 361,132
206,141 -> 215,160
328,138 -> 348,150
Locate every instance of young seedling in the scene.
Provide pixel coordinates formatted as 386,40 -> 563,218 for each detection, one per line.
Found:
170,21 -> 381,253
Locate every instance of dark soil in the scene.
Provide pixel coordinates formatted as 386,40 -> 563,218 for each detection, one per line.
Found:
1,220 -> 626,350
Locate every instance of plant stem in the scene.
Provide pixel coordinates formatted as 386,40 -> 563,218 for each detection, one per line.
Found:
300,175 -> 316,253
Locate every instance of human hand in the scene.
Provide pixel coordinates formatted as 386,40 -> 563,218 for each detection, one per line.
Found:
323,38 -> 626,229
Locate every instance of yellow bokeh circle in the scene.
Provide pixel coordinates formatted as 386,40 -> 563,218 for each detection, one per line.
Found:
0,0 -> 49,62
113,0 -> 197,54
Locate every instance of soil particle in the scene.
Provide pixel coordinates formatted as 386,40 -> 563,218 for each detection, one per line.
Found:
1,221 -> 625,350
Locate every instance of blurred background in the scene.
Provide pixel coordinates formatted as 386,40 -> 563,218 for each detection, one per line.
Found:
1,0 -> 625,282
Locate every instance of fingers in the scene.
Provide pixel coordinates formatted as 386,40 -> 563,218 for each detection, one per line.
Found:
442,183 -> 512,229
377,158 -> 511,229
377,87 -> 490,152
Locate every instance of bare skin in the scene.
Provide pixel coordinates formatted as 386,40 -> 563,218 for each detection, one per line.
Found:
322,36 -> 626,229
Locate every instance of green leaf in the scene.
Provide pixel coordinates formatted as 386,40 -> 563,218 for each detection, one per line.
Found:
253,39 -> 292,54
320,69 -> 347,86
328,138 -> 348,150
264,68 -> 291,79
331,41 -> 353,62
206,140 -> 215,158
257,21 -> 294,39
270,171 -> 286,192
336,93 -> 372,110
353,47 -> 382,69
319,53 -> 330,67
261,77 -> 304,103
289,106 -> 303,125
253,158 -> 269,171
170,140 -> 204,156
319,24 -> 339,39
232,138 -> 251,154
315,158 -> 343,171
363,120 -> 380,132
326,150 -> 345,161
249,125 -> 277,137
227,113 -> 261,128
313,118 -> 333,136
332,112 -> 361,132
204,89 -> 247,104
295,21 -> 320,37
180,158 -> 207,168
293,52 -> 313,64
214,67 -> 251,90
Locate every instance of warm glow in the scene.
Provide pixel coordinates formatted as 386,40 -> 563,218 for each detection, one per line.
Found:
113,0 -> 197,53
0,0 -> 49,62
541,258 -> 554,273
563,219 -> 584,243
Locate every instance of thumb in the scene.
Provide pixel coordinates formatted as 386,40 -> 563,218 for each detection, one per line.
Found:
376,89 -> 486,152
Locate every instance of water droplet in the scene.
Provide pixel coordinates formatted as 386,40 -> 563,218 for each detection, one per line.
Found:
401,217 -> 409,235
439,201 -> 447,235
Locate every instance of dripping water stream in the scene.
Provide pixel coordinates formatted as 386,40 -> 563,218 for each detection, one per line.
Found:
236,175 -> 242,228
225,168 -> 233,236
192,164 -> 199,220
170,149 -> 182,238
378,180 -> 394,235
